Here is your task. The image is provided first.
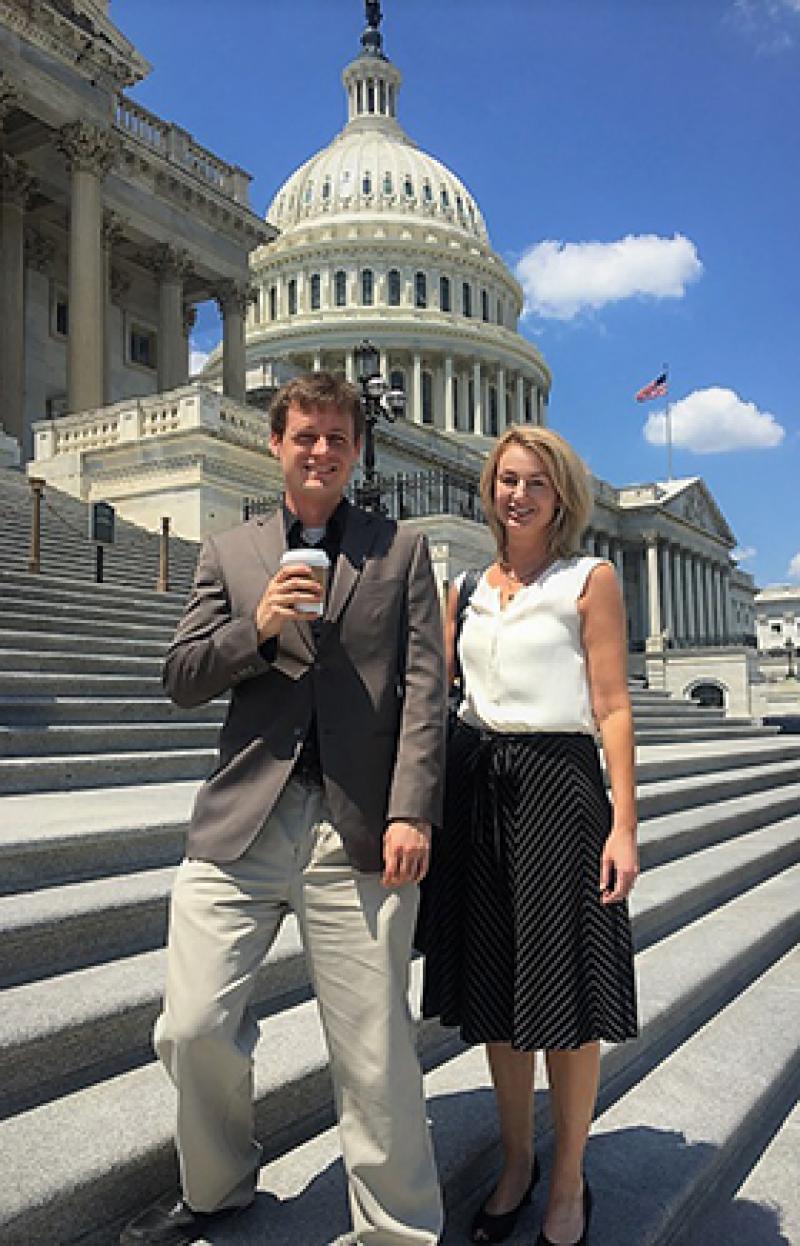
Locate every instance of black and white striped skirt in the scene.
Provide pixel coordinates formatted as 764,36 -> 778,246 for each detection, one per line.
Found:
419,722 -> 638,1051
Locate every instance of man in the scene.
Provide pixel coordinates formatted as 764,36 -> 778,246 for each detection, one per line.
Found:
121,372 -> 445,1246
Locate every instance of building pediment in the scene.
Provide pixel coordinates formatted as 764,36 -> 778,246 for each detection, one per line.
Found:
663,480 -> 735,544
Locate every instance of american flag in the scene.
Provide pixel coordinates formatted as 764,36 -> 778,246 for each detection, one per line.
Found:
635,371 -> 668,402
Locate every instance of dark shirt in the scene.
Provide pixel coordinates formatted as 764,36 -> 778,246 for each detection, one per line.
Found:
281,497 -> 349,783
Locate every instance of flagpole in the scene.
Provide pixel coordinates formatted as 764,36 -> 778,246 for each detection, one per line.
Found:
663,362 -> 672,481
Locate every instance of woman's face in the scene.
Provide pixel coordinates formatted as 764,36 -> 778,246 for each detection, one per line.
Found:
494,444 -> 559,543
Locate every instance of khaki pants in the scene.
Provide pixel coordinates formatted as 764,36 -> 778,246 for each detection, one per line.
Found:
154,779 -> 442,1245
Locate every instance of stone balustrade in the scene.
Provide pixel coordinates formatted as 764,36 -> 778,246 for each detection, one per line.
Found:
32,385 -> 269,462
114,95 -> 251,205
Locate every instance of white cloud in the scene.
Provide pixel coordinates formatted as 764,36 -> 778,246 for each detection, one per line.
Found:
789,553 -> 800,581
643,387 -> 785,454
189,348 -> 210,376
732,546 -> 757,563
515,233 -> 703,321
731,0 -> 800,50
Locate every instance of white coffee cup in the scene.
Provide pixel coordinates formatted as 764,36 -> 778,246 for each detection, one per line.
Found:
280,548 -> 330,615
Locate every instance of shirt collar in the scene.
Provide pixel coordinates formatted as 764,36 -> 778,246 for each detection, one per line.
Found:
282,496 -> 349,546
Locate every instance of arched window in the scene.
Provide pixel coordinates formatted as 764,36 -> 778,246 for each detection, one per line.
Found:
422,371 -> 433,425
269,286 -> 277,320
462,281 -> 472,318
310,273 -> 321,311
387,269 -> 401,306
383,171 -> 393,195
362,171 -> 372,196
404,175 -> 414,198
361,269 -> 374,306
439,275 -> 451,312
334,270 -> 347,307
390,369 -> 405,393
481,289 -> 489,322
287,278 -> 297,316
415,271 -> 427,309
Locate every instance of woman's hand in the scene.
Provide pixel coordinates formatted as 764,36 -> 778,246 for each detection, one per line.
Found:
599,826 -> 639,904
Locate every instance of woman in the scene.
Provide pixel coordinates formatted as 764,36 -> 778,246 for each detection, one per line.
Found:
421,427 -> 638,1246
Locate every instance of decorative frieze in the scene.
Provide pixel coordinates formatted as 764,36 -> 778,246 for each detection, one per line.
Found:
0,153 -> 36,207
148,242 -> 193,281
56,121 -> 119,178
24,228 -> 56,275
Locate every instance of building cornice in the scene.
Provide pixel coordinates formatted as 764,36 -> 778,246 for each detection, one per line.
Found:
0,0 -> 150,90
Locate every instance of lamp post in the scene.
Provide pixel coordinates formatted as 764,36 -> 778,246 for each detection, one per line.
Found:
353,338 -> 406,513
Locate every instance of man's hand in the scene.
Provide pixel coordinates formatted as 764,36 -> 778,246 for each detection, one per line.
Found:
255,564 -> 323,643
382,819 -> 431,887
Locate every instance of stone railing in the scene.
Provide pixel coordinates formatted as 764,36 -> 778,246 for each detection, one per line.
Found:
32,385 -> 270,460
114,95 -> 251,206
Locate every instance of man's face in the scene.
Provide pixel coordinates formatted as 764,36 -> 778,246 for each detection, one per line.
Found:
270,403 -> 361,513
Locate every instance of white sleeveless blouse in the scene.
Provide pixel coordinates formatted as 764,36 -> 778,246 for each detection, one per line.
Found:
458,556 -> 604,735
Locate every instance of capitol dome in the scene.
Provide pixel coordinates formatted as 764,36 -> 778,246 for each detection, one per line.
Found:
225,4 -> 551,448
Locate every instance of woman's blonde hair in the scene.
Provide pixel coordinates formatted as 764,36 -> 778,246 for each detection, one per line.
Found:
479,426 -> 594,560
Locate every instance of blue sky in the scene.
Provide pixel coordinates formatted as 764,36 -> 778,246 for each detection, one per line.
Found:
112,0 -> 799,588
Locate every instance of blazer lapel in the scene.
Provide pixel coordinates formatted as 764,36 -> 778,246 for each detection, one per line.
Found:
248,511 -> 316,658
326,505 -> 379,626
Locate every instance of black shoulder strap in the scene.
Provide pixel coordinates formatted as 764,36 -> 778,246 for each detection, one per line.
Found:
452,567 -> 482,692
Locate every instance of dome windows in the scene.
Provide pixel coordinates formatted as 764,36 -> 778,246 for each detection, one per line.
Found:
310,273 -> 321,311
390,369 -> 405,393
481,289 -> 489,322
334,270 -> 347,307
322,177 -> 331,202
440,186 -> 450,209
415,271 -> 427,309
383,171 -> 393,195
440,275 -> 451,312
422,371 -> 433,425
387,269 -> 401,306
303,181 -> 314,206
379,80 -> 387,114
423,179 -> 433,203
269,285 -> 277,321
362,269 -> 374,306
287,278 -> 297,316
462,281 -> 472,318
404,175 -> 414,199
496,297 -> 504,326
362,171 -> 372,196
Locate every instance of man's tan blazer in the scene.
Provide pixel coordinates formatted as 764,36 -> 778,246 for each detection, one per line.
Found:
163,501 -> 447,871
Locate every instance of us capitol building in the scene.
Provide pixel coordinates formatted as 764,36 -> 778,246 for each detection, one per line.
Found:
2,0 -> 766,714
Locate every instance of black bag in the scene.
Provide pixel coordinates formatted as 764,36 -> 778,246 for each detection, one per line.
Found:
448,567 -> 482,731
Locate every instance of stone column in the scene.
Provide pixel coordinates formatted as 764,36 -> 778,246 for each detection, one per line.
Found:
613,541 -> 625,583
472,361 -> 483,435
693,556 -> 706,643
645,533 -> 662,640
682,552 -> 696,642
313,350 -> 322,372
183,305 -> 197,379
151,244 -> 192,391
379,348 -> 388,379
412,351 -> 423,425
704,561 -> 716,643
345,350 -> 355,383
57,121 -> 117,413
0,154 -> 34,446
722,568 -> 732,642
444,355 -> 455,432
101,211 -> 125,403
714,565 -> 724,645
672,547 -> 685,644
497,366 -> 507,431
216,281 -> 251,402
660,542 -> 674,644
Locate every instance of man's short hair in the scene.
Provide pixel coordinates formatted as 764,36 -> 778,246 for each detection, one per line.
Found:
269,372 -> 364,441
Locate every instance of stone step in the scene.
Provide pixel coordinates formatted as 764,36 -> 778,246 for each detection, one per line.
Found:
0,571 -> 188,612
1,806 -> 795,1105
0,783 -> 197,893
0,610 -> 177,643
637,783 -> 800,871
0,628 -> 170,659
0,696 -> 227,726
2,864 -> 794,1246
633,737 -> 800,784
0,722 -> 220,758
635,723 -> 777,744
0,671 -> 170,698
0,648 -> 164,674
681,1100 -> 800,1246
635,756 -> 800,818
0,747 -> 215,794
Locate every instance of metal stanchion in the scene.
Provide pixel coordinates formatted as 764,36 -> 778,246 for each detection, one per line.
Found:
28,477 -> 44,573
156,516 -> 170,592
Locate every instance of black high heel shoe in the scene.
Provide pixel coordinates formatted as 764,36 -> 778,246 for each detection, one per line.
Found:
470,1155 -> 541,1243
536,1178 -> 592,1246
